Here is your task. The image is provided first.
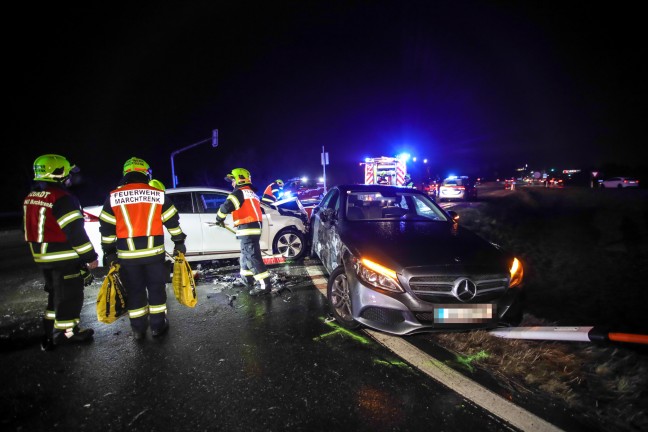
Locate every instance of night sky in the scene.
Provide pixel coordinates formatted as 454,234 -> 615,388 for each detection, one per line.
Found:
5,1 -> 646,211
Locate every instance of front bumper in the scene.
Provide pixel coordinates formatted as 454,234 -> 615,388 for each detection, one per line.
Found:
345,267 -> 521,336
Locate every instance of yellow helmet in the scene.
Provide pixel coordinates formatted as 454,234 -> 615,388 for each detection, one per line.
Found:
33,154 -> 76,182
275,179 -> 284,187
123,157 -> 152,179
148,179 -> 166,191
225,168 -> 251,185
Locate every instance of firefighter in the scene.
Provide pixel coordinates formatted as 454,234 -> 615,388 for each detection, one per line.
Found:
99,157 -> 186,340
23,154 -> 99,350
404,174 -> 415,188
262,179 -> 284,203
216,168 -> 273,296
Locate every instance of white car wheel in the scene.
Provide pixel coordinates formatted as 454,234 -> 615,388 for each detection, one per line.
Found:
272,228 -> 306,260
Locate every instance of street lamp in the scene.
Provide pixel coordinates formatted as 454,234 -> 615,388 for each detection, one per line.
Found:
171,129 -> 218,188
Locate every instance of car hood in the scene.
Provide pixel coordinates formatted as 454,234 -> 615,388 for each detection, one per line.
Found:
338,221 -> 510,271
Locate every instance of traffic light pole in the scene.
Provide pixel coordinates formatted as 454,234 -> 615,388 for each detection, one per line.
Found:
171,129 -> 218,188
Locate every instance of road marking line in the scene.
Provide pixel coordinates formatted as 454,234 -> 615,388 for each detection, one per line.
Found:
304,263 -> 562,432
367,330 -> 562,432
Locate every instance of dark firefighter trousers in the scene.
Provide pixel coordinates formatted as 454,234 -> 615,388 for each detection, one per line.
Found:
119,260 -> 168,333
239,234 -> 271,289
42,261 -> 85,335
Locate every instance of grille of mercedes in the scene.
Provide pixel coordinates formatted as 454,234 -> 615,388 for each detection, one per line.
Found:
408,273 -> 508,303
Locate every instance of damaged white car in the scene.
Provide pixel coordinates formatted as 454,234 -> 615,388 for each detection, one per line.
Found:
83,186 -> 309,266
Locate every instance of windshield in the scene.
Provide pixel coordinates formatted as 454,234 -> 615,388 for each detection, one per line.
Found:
345,190 -> 449,222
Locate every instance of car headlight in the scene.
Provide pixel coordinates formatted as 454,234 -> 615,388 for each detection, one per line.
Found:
509,257 -> 524,288
355,258 -> 404,293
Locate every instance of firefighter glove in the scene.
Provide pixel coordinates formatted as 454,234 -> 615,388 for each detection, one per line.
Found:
80,264 -> 94,287
215,218 -> 225,228
173,242 -> 186,256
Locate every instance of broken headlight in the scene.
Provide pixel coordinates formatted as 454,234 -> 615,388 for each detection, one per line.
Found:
355,258 -> 403,293
509,257 -> 524,288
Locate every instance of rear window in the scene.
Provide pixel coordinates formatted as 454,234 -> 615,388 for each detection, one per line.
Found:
443,178 -> 471,186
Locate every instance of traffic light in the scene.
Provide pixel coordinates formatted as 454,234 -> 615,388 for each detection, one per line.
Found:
212,129 -> 219,147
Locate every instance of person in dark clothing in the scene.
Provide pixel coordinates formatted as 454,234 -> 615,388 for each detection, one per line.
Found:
99,157 -> 186,340
216,168 -> 273,296
23,154 -> 99,350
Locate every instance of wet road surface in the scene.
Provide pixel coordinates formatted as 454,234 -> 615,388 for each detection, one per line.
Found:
0,233 -> 518,431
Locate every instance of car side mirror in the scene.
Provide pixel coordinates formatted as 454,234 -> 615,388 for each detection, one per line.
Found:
447,210 -> 459,222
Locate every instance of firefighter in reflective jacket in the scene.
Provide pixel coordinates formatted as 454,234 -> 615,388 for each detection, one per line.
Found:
23,154 -> 99,350
216,168 -> 273,296
262,179 -> 284,203
99,157 -> 186,340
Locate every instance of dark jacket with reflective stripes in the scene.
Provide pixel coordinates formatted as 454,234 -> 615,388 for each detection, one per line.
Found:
99,172 -> 186,265
23,181 -> 98,268
216,184 -> 262,237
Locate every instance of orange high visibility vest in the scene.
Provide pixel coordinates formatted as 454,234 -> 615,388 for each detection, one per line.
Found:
109,183 -> 165,238
233,186 -> 262,226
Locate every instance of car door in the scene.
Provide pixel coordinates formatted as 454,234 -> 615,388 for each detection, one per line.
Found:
164,191 -> 204,254
311,188 -> 341,274
195,191 -> 241,254
259,206 -> 271,252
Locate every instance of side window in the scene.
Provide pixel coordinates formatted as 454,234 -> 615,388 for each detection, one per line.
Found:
319,189 -> 337,209
169,193 -> 194,214
200,192 -> 228,214
326,190 -> 340,210
397,196 -> 410,211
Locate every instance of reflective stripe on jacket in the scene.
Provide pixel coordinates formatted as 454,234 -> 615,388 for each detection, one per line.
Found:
99,180 -> 185,264
262,182 -> 280,203
23,183 -> 98,265
109,184 -> 165,238
216,185 -> 263,237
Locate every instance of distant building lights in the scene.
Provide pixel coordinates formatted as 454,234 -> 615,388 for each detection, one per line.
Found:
423,159 -> 428,163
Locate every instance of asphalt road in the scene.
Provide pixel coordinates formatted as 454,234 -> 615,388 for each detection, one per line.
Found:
0,228 -> 520,432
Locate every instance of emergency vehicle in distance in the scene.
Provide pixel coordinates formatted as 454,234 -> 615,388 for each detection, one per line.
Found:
362,156 -> 408,186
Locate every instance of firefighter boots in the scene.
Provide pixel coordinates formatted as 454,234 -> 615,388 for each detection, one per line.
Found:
152,319 -> 169,338
41,317 -> 55,351
53,327 -> 94,345
249,286 -> 271,297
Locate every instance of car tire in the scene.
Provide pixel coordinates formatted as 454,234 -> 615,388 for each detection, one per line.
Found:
327,266 -> 360,330
617,184 -> 623,189
272,228 -> 306,261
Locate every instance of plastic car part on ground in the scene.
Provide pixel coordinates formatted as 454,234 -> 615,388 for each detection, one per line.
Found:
490,326 -> 648,345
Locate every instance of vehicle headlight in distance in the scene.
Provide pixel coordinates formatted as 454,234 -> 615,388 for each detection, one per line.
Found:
509,257 -> 524,288
355,258 -> 404,292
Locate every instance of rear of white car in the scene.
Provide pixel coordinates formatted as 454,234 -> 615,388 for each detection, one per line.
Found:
600,177 -> 639,188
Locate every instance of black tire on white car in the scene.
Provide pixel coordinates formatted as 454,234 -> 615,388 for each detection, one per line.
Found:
272,228 -> 306,261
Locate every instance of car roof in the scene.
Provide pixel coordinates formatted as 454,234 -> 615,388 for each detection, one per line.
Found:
334,184 -> 428,195
166,186 -> 231,194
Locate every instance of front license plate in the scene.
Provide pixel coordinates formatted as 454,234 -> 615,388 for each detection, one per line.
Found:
434,304 -> 493,323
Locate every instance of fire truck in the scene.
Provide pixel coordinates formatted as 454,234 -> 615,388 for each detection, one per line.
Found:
362,156 -> 408,186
